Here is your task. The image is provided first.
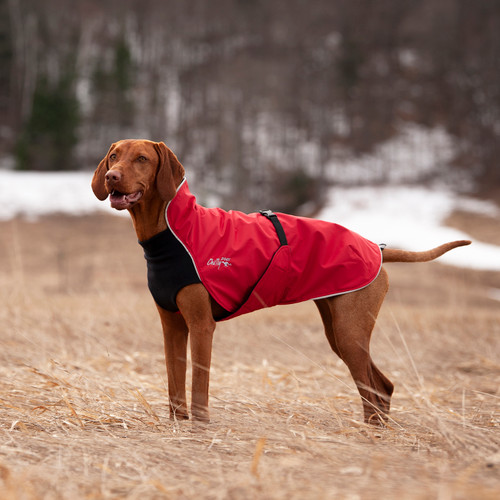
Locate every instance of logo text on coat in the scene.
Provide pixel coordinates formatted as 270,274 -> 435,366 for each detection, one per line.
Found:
207,257 -> 232,270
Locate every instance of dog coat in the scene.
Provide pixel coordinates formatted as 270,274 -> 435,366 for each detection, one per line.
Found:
140,179 -> 382,321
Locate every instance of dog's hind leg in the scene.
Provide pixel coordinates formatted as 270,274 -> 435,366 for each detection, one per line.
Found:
315,298 -> 342,358
315,267 -> 394,424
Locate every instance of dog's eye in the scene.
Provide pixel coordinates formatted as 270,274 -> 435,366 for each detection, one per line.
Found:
138,155 -> 147,162
109,153 -> 117,161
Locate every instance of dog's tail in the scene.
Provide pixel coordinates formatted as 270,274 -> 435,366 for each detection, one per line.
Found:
382,240 -> 471,263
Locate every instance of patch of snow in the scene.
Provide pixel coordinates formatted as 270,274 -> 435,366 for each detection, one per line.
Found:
0,170 -> 122,220
318,185 -> 500,271
488,289 -> 500,301
326,124 -> 457,185
1,169 -> 499,271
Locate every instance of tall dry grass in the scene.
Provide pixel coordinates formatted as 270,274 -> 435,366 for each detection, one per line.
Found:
0,214 -> 499,499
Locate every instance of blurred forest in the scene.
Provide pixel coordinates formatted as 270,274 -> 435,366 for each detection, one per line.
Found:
1,0 -> 500,211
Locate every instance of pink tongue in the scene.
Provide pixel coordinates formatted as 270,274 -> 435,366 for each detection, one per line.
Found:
110,193 -> 128,210
109,191 -> 142,210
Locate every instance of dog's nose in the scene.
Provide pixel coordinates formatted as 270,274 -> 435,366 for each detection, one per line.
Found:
105,170 -> 122,185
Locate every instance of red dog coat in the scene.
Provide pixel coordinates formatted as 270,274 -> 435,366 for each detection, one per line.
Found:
161,179 -> 382,320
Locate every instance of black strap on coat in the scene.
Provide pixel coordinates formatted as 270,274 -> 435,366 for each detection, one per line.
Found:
260,210 -> 288,246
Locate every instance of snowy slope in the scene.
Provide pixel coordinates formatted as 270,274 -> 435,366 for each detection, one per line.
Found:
318,185 -> 500,271
0,170 -> 121,220
0,169 -> 499,271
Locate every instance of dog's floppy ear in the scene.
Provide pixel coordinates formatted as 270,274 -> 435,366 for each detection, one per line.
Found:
92,143 -> 116,201
154,142 -> 185,201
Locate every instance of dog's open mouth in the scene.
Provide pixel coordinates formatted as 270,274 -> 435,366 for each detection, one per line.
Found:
109,190 -> 143,210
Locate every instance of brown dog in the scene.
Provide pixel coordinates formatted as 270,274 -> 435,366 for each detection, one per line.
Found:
92,139 -> 470,425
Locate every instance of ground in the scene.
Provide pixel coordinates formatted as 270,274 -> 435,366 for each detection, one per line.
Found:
0,213 -> 499,499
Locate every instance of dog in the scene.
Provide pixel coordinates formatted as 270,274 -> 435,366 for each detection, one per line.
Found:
92,139 -> 470,425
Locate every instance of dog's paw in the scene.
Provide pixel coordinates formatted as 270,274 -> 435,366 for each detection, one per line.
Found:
191,405 -> 210,423
170,407 -> 189,421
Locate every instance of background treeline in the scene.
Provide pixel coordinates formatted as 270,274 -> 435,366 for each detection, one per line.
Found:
1,0 -> 499,210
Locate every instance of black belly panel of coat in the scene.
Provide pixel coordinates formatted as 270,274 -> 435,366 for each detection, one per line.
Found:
138,228 -> 201,312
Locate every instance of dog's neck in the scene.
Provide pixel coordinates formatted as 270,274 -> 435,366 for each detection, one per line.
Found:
129,194 -> 168,242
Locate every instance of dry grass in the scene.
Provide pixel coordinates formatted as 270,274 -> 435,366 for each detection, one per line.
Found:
0,213 -> 499,499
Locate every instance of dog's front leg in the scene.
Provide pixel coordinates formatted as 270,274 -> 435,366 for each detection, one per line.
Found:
156,306 -> 190,420
176,284 -> 215,422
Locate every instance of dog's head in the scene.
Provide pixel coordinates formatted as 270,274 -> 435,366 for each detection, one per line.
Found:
92,139 -> 185,210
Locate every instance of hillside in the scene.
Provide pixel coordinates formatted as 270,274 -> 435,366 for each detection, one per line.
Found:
2,0 -> 500,211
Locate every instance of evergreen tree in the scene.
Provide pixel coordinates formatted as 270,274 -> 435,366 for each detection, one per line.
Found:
16,72 -> 80,171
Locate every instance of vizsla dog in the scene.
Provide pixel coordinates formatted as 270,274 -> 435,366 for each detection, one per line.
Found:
92,139 -> 470,425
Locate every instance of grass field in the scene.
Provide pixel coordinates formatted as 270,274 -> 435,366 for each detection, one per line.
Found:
0,213 -> 499,499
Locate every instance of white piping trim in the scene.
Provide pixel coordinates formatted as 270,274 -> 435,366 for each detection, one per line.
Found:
175,177 -> 187,192
165,177 -> 202,282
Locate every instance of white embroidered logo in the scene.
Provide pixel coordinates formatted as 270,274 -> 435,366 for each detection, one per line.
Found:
207,257 -> 232,270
